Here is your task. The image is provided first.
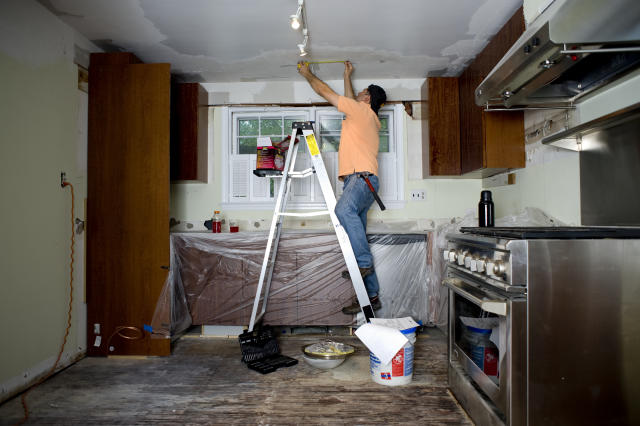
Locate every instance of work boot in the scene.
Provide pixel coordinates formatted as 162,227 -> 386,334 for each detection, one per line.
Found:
341,266 -> 373,280
341,296 -> 382,315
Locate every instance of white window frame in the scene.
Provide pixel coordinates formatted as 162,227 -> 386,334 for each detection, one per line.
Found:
221,104 -> 405,210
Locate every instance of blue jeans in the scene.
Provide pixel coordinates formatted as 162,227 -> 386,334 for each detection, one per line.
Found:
334,173 -> 380,298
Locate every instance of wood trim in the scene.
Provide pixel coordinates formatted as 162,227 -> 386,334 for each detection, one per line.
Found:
89,52 -> 142,67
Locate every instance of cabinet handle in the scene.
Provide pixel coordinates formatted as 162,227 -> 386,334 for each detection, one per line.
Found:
160,265 -> 170,270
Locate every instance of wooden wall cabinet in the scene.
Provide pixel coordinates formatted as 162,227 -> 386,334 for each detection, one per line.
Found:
425,8 -> 525,177
171,83 -> 209,182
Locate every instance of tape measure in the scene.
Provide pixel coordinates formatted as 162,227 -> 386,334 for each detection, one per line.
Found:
297,60 -> 346,69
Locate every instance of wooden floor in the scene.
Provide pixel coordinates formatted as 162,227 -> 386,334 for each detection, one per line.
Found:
0,327 -> 472,425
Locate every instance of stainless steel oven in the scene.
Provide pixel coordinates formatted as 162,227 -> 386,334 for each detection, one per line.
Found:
444,227 -> 640,426
444,233 -> 527,426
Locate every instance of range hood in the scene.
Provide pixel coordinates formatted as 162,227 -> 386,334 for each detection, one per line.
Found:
476,0 -> 640,108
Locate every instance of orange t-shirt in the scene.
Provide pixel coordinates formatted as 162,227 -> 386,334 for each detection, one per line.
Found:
337,96 -> 381,178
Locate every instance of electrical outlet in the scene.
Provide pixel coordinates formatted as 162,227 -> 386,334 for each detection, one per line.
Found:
410,190 -> 426,201
94,323 -> 100,334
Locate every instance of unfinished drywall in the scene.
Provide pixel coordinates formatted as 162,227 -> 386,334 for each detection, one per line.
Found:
39,0 -> 523,82
203,76 -> 426,104
0,0 -> 97,402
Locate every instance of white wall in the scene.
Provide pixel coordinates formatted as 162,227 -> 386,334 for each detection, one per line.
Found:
0,0 -> 98,401
170,79 -> 482,232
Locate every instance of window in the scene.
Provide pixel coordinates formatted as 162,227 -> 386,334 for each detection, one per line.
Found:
222,105 -> 404,210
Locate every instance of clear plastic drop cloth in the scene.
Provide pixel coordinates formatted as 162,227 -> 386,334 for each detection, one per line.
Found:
151,207 -> 561,338
151,231 -> 431,338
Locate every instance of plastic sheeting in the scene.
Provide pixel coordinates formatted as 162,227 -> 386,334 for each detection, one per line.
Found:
152,207 -> 561,338
151,231 -> 430,338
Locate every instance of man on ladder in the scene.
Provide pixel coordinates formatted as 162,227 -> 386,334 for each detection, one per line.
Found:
298,60 -> 387,315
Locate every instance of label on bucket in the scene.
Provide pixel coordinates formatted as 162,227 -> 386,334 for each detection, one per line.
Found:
402,345 -> 413,376
391,348 -> 405,376
470,345 -> 498,377
367,326 -> 416,386
370,344 -> 414,380
392,347 -> 414,377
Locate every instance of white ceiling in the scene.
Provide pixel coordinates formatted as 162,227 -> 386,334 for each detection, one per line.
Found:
39,0 -> 523,83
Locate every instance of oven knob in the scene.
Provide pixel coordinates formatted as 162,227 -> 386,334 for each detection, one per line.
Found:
443,250 -> 450,261
464,256 -> 473,269
492,260 -> 507,277
476,258 -> 486,273
448,250 -> 457,263
457,251 -> 467,266
470,258 -> 477,271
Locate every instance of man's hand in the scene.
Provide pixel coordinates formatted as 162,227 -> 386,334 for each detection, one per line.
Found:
344,61 -> 354,78
297,61 -> 312,78
344,60 -> 355,99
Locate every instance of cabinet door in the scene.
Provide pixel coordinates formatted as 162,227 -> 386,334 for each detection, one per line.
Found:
87,56 -> 171,356
171,83 -> 209,181
426,77 -> 461,176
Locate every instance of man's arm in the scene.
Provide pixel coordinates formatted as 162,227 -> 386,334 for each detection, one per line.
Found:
298,61 -> 339,107
343,61 -> 355,99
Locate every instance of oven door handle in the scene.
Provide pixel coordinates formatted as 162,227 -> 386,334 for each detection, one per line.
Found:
443,278 -> 508,316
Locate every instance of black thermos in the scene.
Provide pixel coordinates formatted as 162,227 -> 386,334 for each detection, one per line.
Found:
478,190 -> 494,227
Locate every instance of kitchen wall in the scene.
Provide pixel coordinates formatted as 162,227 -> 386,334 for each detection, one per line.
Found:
170,81 -> 482,232
0,0 -> 97,401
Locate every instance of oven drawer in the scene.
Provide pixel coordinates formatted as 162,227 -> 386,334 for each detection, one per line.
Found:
443,277 -> 508,316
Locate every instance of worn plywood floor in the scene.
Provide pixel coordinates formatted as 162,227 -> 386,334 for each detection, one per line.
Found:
0,327 -> 472,425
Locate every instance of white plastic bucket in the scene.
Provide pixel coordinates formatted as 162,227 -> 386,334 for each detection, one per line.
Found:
369,327 -> 417,386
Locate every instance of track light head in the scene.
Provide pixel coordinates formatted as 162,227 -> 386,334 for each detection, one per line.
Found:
290,1 -> 303,30
298,32 -> 309,56
290,11 -> 301,30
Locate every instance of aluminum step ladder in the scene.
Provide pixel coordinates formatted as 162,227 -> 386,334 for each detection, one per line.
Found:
248,121 -> 375,332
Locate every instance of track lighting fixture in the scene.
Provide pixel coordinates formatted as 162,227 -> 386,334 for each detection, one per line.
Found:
298,29 -> 309,56
290,0 -> 309,56
289,0 -> 303,30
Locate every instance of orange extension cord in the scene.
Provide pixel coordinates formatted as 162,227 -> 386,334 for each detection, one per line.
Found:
18,182 -> 75,425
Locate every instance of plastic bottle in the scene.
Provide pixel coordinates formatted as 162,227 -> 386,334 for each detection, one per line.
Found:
478,190 -> 495,227
212,210 -> 222,233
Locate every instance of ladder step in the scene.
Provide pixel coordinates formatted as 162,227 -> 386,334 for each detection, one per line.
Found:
288,168 -> 315,178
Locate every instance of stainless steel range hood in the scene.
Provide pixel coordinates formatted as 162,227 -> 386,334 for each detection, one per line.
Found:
476,0 -> 640,108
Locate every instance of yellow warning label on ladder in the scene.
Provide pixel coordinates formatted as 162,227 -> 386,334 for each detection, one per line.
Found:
305,134 -> 320,156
